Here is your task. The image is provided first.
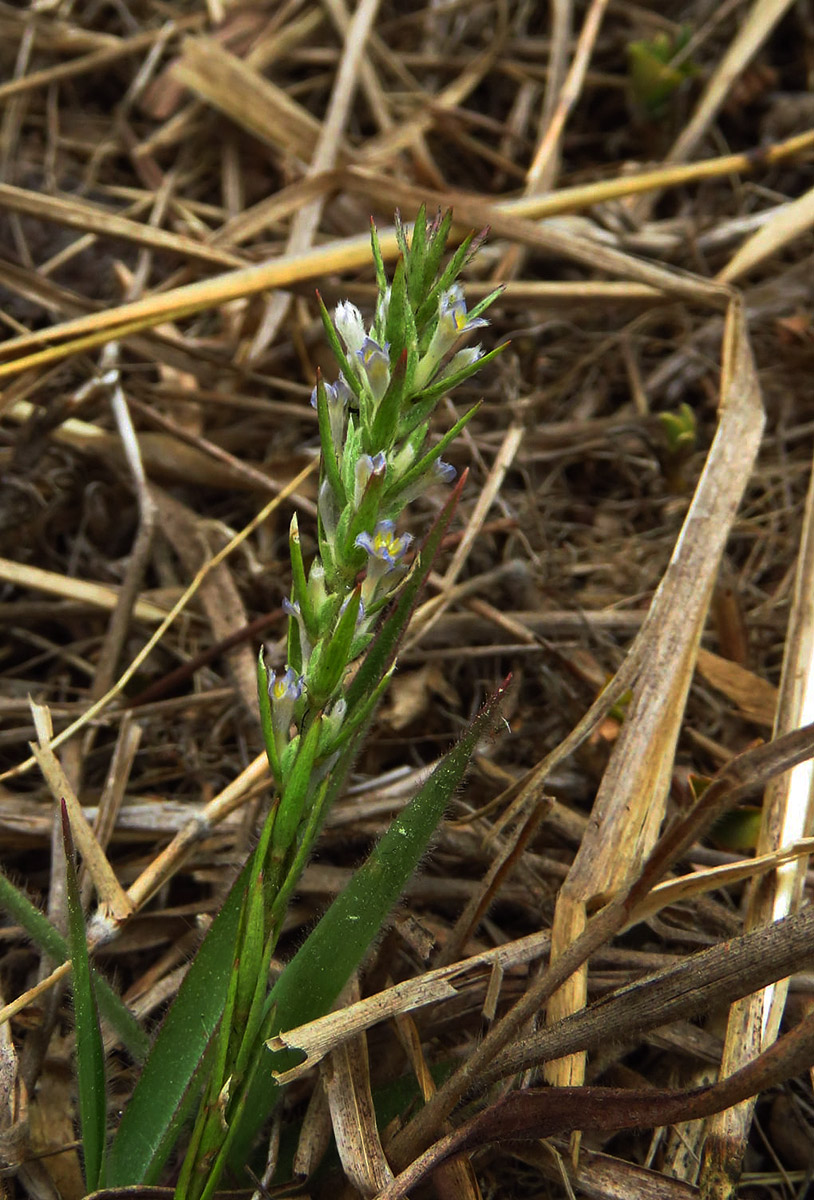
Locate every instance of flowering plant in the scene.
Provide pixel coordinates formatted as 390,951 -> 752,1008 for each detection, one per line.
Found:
103,208 -> 505,1199
259,210 -> 501,813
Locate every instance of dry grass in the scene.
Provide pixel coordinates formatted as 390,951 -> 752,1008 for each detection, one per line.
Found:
1,1 -> 814,1197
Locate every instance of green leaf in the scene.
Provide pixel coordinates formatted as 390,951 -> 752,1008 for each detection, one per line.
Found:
224,674 -> 510,1179
0,869 -> 148,1061
415,230 -> 475,336
275,677 -> 508,1016
322,669 -> 393,758
341,459 -> 388,567
384,257 -> 410,362
369,217 -> 388,301
257,651 -> 282,784
288,515 -> 318,638
106,858 -> 252,1187
467,284 -> 504,323
405,204 -> 427,307
659,402 -> 697,455
62,803 -> 107,1192
272,715 -> 324,858
370,348 -> 409,454
628,27 -> 697,119
394,210 -> 411,260
421,208 -> 453,300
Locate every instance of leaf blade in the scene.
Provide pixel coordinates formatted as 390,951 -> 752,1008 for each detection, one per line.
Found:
62,802 -> 107,1192
106,859 -> 251,1187
225,676 -> 509,1175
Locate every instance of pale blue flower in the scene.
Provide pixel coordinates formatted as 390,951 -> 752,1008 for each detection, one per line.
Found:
356,337 -> 391,405
433,459 -> 456,484
438,344 -> 483,382
355,520 -> 414,605
413,286 -> 488,390
310,375 -> 352,452
438,284 -> 489,338
267,665 -> 304,752
353,450 -> 387,509
396,458 -> 457,504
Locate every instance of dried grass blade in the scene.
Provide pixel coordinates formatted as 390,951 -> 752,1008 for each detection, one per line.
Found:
0,182 -> 243,268
172,36 -> 330,162
526,0 -> 610,193
0,555 -> 170,624
377,1000 -> 814,1200
0,231 -> 388,376
544,299 -> 766,1091
695,647 -> 777,728
718,185 -> 814,283
28,700 -> 133,925
700,423 -> 814,1196
151,489 -> 258,718
322,979 -> 394,1197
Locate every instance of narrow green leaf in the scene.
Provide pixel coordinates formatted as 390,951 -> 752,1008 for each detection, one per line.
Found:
394,211 -> 411,260
325,669 -> 393,754
61,803 -> 107,1192
421,208 -> 454,301
273,678 -> 509,1019
288,515 -> 317,637
414,230 -> 475,335
467,285 -> 504,323
369,216 -> 388,299
106,859 -> 252,1186
384,257 -> 409,361
405,203 -> 427,307
0,868 -> 148,1061
257,651 -> 282,784
395,396 -> 438,443
233,921 -> 275,1082
370,348 -> 409,454
225,675 -> 509,1178
339,414 -> 362,513
271,715 -> 324,858
341,459 -> 388,566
